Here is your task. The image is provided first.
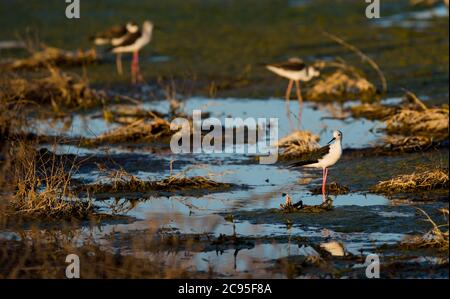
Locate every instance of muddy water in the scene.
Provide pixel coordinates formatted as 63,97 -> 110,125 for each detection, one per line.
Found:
30,97 -> 449,278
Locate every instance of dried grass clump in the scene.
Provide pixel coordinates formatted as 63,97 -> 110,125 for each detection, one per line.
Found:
350,103 -> 398,120
1,46 -> 97,71
307,70 -> 376,102
384,135 -> 436,151
81,168 -> 232,195
383,93 -> 448,149
85,118 -> 173,146
402,208 -> 448,251
371,167 -> 449,194
385,107 -> 448,138
0,66 -> 105,111
278,130 -> 320,159
8,141 -> 93,219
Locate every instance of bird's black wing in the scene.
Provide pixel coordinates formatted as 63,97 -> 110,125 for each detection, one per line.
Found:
91,25 -> 127,40
108,31 -> 141,50
269,60 -> 306,71
288,144 -> 330,168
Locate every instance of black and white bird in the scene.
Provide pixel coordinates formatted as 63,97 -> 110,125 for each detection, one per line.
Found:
109,20 -> 154,84
290,130 -> 343,202
91,22 -> 139,75
266,57 -> 320,129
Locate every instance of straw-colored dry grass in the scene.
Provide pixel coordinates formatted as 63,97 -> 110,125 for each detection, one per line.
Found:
350,103 -> 398,120
402,208 -> 448,252
371,167 -> 449,194
348,92 -> 448,150
0,66 -> 105,112
277,130 -> 320,160
385,107 -> 449,139
307,69 -> 376,102
7,141 -> 94,219
0,46 -> 97,71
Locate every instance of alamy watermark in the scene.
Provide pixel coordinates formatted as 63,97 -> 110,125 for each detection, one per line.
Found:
365,254 -> 380,278
65,254 -> 80,278
169,110 -> 279,164
365,0 -> 381,19
65,0 -> 80,19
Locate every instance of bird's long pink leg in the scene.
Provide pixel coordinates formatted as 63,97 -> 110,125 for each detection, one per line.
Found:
322,168 -> 326,196
285,80 -> 294,131
295,80 -> 304,129
323,168 -> 328,195
131,51 -> 138,84
135,51 -> 144,83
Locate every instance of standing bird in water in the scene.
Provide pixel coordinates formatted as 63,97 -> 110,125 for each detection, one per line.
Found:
266,58 -> 320,130
91,22 -> 139,75
109,21 -> 154,84
290,130 -> 343,203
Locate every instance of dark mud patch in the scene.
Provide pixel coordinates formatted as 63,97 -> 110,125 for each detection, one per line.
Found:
327,148 -> 449,193
76,176 -> 247,199
228,204 -> 448,235
309,182 -> 350,195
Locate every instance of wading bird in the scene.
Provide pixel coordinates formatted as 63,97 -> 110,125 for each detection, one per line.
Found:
290,130 -> 343,203
91,22 -> 139,75
109,21 -> 154,84
266,58 -> 320,129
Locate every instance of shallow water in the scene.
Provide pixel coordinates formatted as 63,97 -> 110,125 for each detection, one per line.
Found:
374,4 -> 449,29
35,97 -> 385,149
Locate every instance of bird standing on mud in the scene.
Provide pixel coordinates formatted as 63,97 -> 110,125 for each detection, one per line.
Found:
109,20 -> 154,84
91,21 -> 139,75
266,57 -> 320,130
290,130 -> 343,203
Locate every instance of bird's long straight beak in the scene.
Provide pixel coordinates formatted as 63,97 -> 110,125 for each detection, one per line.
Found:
327,137 -> 336,144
